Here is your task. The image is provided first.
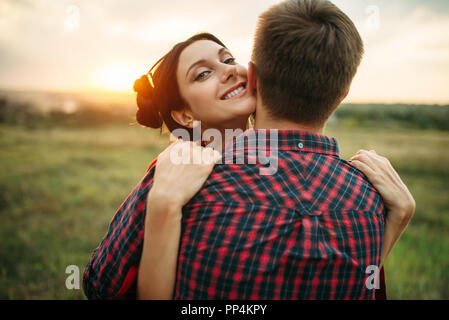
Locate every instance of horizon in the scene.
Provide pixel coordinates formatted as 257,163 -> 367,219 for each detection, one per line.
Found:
2,87 -> 448,107
1,0 -> 449,104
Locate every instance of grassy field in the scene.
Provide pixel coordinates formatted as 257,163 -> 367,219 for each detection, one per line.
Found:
0,123 -> 448,299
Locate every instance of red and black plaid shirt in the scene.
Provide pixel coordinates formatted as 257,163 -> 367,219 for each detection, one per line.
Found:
83,130 -> 386,300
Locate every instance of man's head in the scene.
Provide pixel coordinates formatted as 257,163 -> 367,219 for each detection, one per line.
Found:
250,0 -> 364,126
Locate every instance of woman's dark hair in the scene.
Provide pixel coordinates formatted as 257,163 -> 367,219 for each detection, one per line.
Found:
133,33 -> 227,135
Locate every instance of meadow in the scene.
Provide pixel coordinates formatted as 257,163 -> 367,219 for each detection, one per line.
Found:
0,99 -> 448,299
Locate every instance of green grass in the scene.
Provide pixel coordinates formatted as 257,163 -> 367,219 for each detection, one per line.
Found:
0,124 -> 167,299
0,123 -> 448,299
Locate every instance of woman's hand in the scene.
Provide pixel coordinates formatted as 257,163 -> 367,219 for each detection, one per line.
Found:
349,149 -> 416,266
149,139 -> 222,209
349,150 -> 415,225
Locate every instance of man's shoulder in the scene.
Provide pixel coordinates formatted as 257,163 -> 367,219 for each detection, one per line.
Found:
336,158 -> 386,212
201,153 -> 384,212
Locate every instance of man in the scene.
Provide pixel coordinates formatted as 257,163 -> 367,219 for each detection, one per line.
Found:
83,0 -> 409,299
172,0 -> 382,299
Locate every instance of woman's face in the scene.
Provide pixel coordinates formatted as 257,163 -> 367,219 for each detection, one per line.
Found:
176,40 -> 256,131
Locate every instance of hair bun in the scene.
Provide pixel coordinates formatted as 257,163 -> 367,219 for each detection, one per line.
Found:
133,75 -> 162,128
133,75 -> 153,98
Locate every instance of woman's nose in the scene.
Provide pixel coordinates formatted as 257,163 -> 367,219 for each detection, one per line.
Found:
221,65 -> 238,83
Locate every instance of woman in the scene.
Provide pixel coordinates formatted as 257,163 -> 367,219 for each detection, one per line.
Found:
83,33 -> 415,300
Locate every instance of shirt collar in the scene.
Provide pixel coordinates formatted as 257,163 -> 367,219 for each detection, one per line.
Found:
230,129 -> 340,158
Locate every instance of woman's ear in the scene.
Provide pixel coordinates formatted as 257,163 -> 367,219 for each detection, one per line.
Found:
248,62 -> 258,95
171,108 -> 195,129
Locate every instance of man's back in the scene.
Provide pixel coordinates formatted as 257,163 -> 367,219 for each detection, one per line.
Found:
174,130 -> 386,299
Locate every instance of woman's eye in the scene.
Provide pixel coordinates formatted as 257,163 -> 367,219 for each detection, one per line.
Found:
195,71 -> 210,81
224,57 -> 236,64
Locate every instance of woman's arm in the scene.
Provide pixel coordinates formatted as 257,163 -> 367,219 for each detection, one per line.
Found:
380,207 -> 412,268
349,150 -> 415,267
136,140 -> 221,299
137,192 -> 182,299
83,159 -> 158,300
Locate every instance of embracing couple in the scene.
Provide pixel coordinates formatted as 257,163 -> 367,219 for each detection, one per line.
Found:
83,0 -> 415,300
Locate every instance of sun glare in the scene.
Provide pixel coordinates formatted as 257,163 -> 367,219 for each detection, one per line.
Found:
92,64 -> 139,92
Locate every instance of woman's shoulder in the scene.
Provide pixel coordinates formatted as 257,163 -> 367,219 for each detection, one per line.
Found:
145,158 -> 158,173
136,158 -> 157,189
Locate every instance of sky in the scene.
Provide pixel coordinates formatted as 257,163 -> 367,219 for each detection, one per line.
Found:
1,0 -> 449,104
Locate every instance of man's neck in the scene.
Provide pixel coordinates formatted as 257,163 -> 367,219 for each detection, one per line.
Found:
253,106 -> 325,135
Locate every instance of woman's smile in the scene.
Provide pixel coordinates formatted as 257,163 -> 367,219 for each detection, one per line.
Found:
220,82 -> 247,100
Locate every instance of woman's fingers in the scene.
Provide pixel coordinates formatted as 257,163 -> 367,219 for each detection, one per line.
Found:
201,146 -> 222,165
350,150 -> 378,173
351,150 -> 400,186
151,141 -> 222,207
163,140 -> 221,166
363,151 -> 400,185
350,150 -> 416,217
349,159 -> 378,182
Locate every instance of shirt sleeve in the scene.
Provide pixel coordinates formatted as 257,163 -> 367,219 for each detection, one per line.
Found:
82,159 -> 157,300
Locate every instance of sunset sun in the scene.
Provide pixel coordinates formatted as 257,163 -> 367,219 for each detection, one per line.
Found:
93,64 -> 139,92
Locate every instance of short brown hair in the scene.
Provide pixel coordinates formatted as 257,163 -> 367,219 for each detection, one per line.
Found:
252,0 -> 364,125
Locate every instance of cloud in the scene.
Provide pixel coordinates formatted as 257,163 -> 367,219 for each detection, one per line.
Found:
0,0 -> 448,103
348,5 -> 449,103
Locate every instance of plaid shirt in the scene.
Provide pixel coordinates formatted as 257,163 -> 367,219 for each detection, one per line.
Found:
83,130 -> 386,300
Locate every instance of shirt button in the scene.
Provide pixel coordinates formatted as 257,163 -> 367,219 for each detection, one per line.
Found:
298,142 -> 304,149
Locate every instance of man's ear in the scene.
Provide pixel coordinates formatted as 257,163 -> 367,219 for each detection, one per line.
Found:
171,108 -> 195,129
248,61 -> 258,95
